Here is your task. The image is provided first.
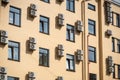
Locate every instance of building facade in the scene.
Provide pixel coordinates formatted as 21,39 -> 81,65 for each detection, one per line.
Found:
0,0 -> 120,80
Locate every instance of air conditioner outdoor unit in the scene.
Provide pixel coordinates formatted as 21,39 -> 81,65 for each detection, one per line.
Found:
107,56 -> 114,67
58,76 -> 63,80
108,67 -> 114,73
106,30 -> 112,36
30,4 -> 37,10
76,26 -> 83,32
58,50 -> 64,57
107,17 -> 112,23
30,10 -> 37,17
58,44 -> 64,50
58,14 -> 64,19
0,37 -> 8,44
28,72 -> 35,78
29,43 -> 36,50
0,67 -> 7,74
76,20 -> 83,27
76,54 -> 83,61
2,0 -> 9,3
77,49 -> 83,55
29,37 -> 36,43
0,30 -> 8,37
76,49 -> 83,61
0,74 -> 7,80
58,19 -> 64,26
58,14 -> 64,26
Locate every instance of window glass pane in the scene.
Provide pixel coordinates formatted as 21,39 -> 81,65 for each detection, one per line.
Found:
66,54 -> 73,59
9,13 -> 13,24
88,20 -> 95,35
66,0 -> 69,10
66,30 -> 69,40
89,51 -> 95,61
8,77 -> 14,80
10,7 -> 20,13
44,23 -> 48,33
14,48 -> 19,60
70,60 -> 74,70
43,0 -> 49,2
8,47 -> 12,59
70,31 -> 74,41
8,42 -> 18,47
89,25 -> 94,34
88,4 -> 95,10
15,14 -> 20,26
70,1 -> 74,11
66,59 -> 69,69
43,54 -> 48,66
8,76 -> 19,80
39,54 -> 42,64
40,22 -> 43,32
89,47 -> 95,51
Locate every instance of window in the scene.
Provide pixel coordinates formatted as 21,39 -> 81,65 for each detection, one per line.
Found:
89,73 -> 97,80
39,48 -> 49,67
88,46 -> 96,62
8,41 -> 20,61
39,16 -> 49,34
116,14 -> 120,27
8,76 -> 19,80
88,3 -> 95,11
42,0 -> 49,3
88,19 -> 96,35
112,12 -> 120,27
66,0 -> 75,12
113,64 -> 120,79
66,24 -> 75,42
9,6 -> 21,26
66,54 -> 75,71
117,40 -> 120,53
118,65 -> 120,78
112,37 -> 115,52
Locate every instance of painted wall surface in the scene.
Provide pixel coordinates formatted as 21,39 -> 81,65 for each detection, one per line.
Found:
0,0 -> 120,80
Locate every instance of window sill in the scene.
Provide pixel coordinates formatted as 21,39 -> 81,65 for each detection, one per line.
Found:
111,24 -> 120,28
66,69 -> 75,72
112,51 -> 120,53
39,31 -> 49,35
9,23 -> 21,27
66,39 -> 75,43
89,60 -> 96,63
66,9 -> 75,13
39,64 -> 49,67
89,33 -> 96,36
8,58 -> 20,62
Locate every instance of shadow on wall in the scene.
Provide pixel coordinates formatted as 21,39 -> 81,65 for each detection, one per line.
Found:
0,43 -> 6,49
74,51 -> 81,65
27,7 -> 34,21
55,0 -> 63,5
55,16 -> 63,30
54,46 -> 62,61
25,40 -> 33,54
